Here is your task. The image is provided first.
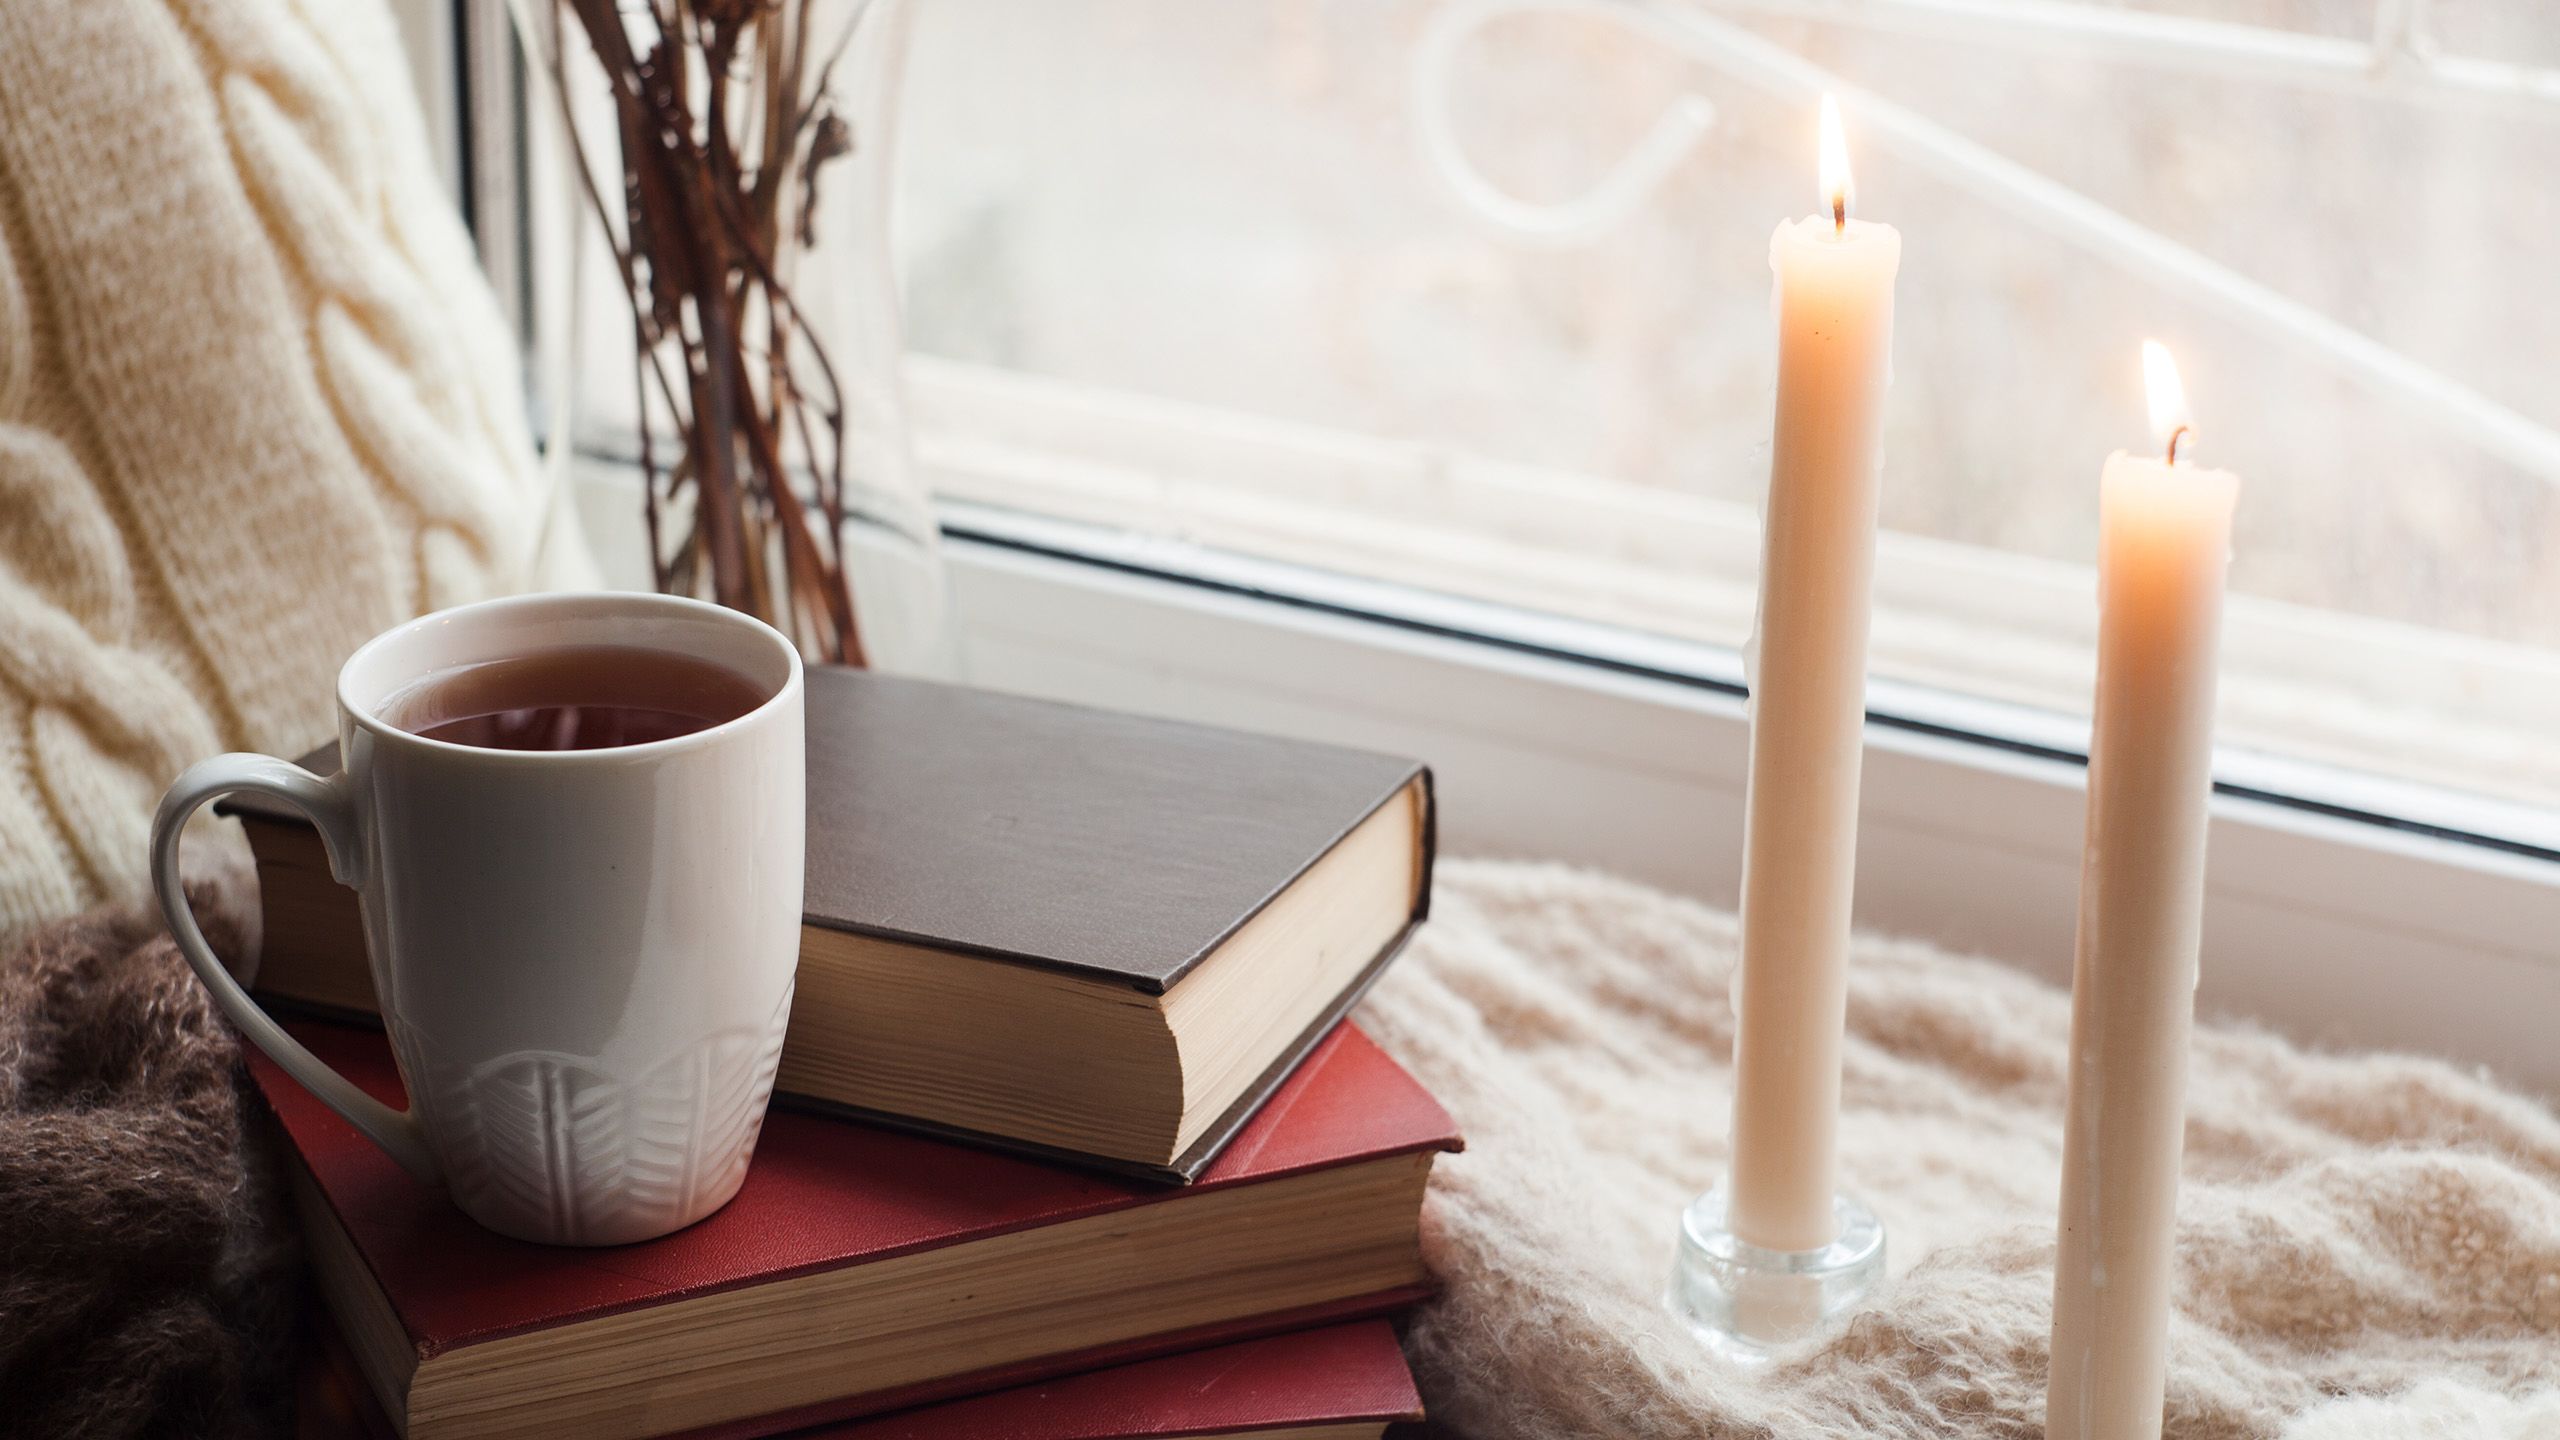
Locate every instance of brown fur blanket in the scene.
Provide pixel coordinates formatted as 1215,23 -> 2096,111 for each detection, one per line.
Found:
0,891 -> 294,1438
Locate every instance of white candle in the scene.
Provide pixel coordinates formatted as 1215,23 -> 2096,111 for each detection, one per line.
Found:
2047,342 -> 2236,1440
1726,96 -> 1901,1255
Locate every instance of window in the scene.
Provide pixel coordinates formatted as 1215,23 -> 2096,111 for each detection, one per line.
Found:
397,0 -> 2560,1080
882,0 -> 2560,844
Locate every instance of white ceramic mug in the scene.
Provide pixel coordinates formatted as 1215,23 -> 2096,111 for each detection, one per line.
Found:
152,592 -> 806,1246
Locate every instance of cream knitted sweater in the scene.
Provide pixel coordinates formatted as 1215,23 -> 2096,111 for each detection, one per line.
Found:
0,0 -> 585,940
1362,861 -> 2560,1438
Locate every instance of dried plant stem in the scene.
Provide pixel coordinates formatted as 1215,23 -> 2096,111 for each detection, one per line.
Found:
536,0 -> 867,664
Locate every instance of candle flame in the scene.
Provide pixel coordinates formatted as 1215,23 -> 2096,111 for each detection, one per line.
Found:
2142,339 -> 2193,464
1819,94 -> 1852,232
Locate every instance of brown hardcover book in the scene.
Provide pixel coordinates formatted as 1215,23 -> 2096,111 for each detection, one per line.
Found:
227,667 -> 1434,1180
259,1018 -> 1457,1440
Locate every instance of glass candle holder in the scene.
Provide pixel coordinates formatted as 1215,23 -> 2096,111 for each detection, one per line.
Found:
1666,1186 -> 1885,1362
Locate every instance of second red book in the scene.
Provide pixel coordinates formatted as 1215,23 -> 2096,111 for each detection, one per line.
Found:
255,1017 -> 1458,1440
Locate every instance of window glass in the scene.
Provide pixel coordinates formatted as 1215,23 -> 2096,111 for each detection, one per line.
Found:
880,2 -> 2560,818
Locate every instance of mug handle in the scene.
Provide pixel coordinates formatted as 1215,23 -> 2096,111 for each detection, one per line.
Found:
152,753 -> 442,1184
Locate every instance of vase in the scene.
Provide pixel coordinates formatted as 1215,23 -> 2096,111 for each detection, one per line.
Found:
546,0 -> 955,678
793,0 -> 954,679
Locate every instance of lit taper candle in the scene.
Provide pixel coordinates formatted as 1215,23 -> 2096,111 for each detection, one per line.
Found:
1726,94 -> 1901,1254
2046,342 -> 2237,1440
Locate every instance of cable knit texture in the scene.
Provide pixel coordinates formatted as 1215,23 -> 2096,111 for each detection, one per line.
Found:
1359,860 -> 2560,1438
0,0 -> 587,944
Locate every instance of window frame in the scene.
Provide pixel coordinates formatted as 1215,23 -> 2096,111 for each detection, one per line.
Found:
905,357 -> 2560,859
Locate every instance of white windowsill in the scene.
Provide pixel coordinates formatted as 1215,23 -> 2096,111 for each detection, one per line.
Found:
568,393 -> 2560,1095
932,505 -> 2560,1096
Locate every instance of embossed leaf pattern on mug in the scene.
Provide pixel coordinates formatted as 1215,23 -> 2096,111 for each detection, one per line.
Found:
395,981 -> 794,1246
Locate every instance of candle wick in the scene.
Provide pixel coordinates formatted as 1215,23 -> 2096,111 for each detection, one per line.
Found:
2164,425 -> 2193,467
1832,195 -> 1846,234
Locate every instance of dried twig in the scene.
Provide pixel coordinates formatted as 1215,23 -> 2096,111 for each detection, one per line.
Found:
540,0 -> 867,662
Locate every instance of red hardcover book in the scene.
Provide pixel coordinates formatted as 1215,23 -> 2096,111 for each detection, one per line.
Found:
302,1321 -> 1424,1440
255,1019 -> 1456,1440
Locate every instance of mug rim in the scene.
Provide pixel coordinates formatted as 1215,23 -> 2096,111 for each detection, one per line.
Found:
338,591 -> 805,765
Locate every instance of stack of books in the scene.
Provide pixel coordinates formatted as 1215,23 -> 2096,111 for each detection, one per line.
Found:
237,668 -> 1455,1440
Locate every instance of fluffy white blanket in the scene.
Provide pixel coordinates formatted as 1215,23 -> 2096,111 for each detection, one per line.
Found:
1357,860 -> 2560,1438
